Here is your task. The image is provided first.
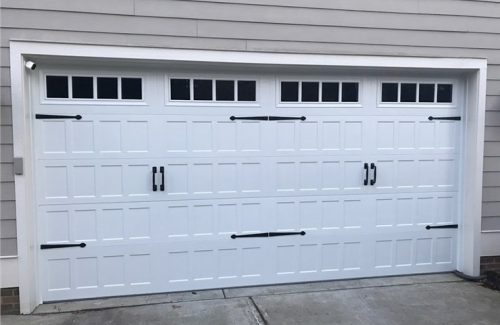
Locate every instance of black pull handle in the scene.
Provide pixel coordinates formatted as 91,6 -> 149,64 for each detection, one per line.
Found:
268,116 -> 306,121
426,224 -> 458,230
428,116 -> 461,121
268,231 -> 306,237
152,166 -> 157,192
231,232 -> 270,239
370,163 -> 377,186
363,163 -> 369,186
160,166 -> 165,191
41,243 -> 86,250
36,114 -> 82,120
230,116 -> 268,121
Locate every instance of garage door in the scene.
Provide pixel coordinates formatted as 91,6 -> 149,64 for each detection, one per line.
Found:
34,68 -> 462,301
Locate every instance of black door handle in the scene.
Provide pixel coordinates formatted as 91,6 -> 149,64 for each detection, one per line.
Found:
36,114 -> 82,120
428,116 -> 461,121
160,166 -> 165,191
230,116 -> 268,121
363,163 -> 369,186
370,163 -> 377,186
268,116 -> 306,121
426,224 -> 458,230
41,243 -> 86,249
152,166 -> 158,192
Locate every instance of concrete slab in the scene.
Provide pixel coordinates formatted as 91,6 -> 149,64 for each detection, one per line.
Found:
33,289 -> 224,314
2,297 -> 264,325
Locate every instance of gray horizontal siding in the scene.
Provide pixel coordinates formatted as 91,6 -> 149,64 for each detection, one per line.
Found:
1,1 -> 500,258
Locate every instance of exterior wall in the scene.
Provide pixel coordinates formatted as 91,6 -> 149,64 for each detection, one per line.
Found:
0,287 -> 19,315
1,0 -> 500,258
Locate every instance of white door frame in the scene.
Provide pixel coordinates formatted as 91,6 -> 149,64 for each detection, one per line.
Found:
10,40 -> 487,314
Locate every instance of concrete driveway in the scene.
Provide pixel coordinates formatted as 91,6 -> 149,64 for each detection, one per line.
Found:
2,273 -> 500,325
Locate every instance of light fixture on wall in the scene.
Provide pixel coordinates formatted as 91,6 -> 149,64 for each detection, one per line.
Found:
25,61 -> 36,70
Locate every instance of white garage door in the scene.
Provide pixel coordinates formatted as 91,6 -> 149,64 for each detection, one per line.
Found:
34,68 -> 462,301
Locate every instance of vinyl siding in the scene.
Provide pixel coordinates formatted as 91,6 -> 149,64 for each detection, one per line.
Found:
1,0 -> 500,256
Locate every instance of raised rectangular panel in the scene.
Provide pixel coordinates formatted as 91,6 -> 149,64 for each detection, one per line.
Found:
242,247 -> 262,277
395,239 -> 412,266
73,166 -> 96,198
191,121 -> 212,152
436,159 -> 455,188
191,164 -> 213,194
276,201 -> 298,231
128,254 -> 151,285
240,203 -> 263,233
416,197 -> 435,225
299,122 -> 318,151
125,165 -> 150,196
376,121 -> 395,150
435,237 -> 453,264
276,122 -> 295,151
238,122 -> 260,151
396,160 -> 415,188
166,206 -> 189,237
321,161 -> 341,190
417,160 -> 435,188
343,242 -> 361,270
71,121 -> 94,153
344,161 -> 363,189
321,243 -> 340,272
75,257 -> 98,289
241,163 -> 261,192
42,121 -> 67,153
300,244 -> 319,273
165,121 -> 188,152
125,208 -> 150,239
73,210 -> 97,241
166,164 -> 188,194
192,250 -> 215,280
376,199 -> 395,227
44,166 -> 69,199
417,121 -> 435,150
436,197 -> 455,224
101,255 -> 125,287
97,165 -> 123,197
322,200 -> 342,229
47,259 -> 71,291
322,122 -> 340,151
276,162 -> 296,192
416,238 -> 432,265
299,201 -> 321,230
99,209 -> 124,240
217,204 -> 238,234
123,121 -> 149,152
216,122 -> 236,152
375,161 -> 394,189
45,210 -> 69,243
396,198 -> 414,226
168,251 -> 189,282
191,205 -> 213,236
344,121 -> 362,150
276,245 -> 297,275
344,200 -> 362,228
397,122 -> 415,150
375,241 -> 392,268
215,163 -> 237,193
299,162 -> 319,191
98,121 -> 121,153
436,122 -> 456,150
218,249 -> 239,279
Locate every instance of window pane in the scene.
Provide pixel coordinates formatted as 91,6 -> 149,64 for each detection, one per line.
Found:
400,83 -> 417,102
170,79 -> 190,100
322,82 -> 339,102
72,77 -> 93,99
46,75 -> 68,98
342,82 -> 359,102
437,84 -> 453,103
301,82 -> 319,102
121,78 -> 142,100
97,77 -> 118,99
381,83 -> 398,102
281,82 -> 299,102
237,80 -> 256,101
194,79 -> 213,100
216,80 -> 235,101
419,84 -> 435,102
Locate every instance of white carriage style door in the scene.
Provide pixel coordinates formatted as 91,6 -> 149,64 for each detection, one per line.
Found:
34,69 -> 462,301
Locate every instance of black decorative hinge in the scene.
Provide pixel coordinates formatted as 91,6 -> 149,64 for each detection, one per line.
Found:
40,243 -> 86,249
231,231 -> 306,239
36,114 -> 82,120
428,116 -> 461,121
425,224 -> 458,230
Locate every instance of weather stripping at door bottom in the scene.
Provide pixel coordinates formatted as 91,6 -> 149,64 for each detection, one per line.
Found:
425,224 -> 458,230
40,243 -> 86,249
231,231 -> 306,239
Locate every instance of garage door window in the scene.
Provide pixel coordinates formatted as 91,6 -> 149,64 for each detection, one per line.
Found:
381,82 -> 453,104
169,78 -> 257,102
280,80 -> 359,103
